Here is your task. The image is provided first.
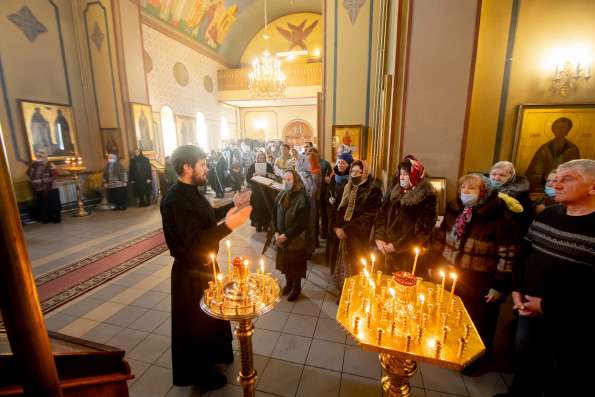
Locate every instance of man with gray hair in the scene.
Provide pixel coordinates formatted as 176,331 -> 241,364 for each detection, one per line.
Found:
496,159 -> 594,397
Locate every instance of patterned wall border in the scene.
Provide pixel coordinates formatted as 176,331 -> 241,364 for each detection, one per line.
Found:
0,0 -> 72,163
83,1 -> 120,129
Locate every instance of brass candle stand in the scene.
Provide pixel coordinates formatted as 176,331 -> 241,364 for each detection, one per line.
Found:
336,272 -> 485,397
63,156 -> 89,217
200,258 -> 280,397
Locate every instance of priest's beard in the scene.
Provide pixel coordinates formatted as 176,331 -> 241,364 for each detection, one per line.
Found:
192,170 -> 208,186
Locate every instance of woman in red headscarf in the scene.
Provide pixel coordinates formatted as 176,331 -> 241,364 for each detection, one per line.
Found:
374,155 -> 437,272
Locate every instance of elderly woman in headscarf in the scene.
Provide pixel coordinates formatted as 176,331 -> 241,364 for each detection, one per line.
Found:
374,155 -> 437,273
331,160 -> 382,292
326,152 -> 353,274
430,173 -> 520,371
488,161 -> 533,229
246,151 -> 275,232
272,170 -> 310,301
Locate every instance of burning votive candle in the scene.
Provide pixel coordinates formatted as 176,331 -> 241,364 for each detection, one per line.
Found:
412,247 -> 421,275
447,272 -> 458,312
439,270 -> 446,305
418,293 -> 426,318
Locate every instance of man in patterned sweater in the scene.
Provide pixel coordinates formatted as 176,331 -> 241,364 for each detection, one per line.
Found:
496,159 -> 595,397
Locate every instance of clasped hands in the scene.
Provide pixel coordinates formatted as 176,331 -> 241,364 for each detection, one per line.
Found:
374,239 -> 396,254
274,233 -> 288,245
512,291 -> 543,316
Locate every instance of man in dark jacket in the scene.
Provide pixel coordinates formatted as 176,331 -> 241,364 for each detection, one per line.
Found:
129,149 -> 152,206
160,145 -> 251,391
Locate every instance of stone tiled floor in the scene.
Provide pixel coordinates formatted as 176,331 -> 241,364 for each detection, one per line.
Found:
29,207 -> 511,397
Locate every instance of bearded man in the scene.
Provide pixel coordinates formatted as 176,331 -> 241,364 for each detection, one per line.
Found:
160,145 -> 251,391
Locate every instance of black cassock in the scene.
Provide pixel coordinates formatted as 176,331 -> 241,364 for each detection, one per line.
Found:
160,181 -> 234,386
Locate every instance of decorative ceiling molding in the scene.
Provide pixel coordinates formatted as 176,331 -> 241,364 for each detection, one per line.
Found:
7,5 -> 48,43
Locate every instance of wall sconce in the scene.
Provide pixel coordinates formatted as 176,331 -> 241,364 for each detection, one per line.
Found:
547,45 -> 592,96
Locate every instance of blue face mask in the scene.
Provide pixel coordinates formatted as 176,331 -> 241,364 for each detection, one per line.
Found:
489,178 -> 503,189
460,193 -> 479,207
283,182 -> 293,192
335,174 -> 348,184
544,186 -> 556,198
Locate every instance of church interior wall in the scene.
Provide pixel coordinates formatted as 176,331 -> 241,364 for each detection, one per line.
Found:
400,0 -> 480,199
142,24 -> 238,151
463,0 -> 595,174
239,105 -> 317,143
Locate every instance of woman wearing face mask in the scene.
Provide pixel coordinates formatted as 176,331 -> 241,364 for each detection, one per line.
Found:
27,150 -> 61,223
488,161 -> 533,230
430,173 -> 520,374
533,170 -> 558,214
272,170 -> 310,301
374,155 -> 437,273
102,154 -> 128,210
332,160 -> 382,292
325,152 -> 353,274
245,151 -> 275,232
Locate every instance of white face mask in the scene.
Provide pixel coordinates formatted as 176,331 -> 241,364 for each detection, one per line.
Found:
108,158 -> 116,163
400,179 -> 411,189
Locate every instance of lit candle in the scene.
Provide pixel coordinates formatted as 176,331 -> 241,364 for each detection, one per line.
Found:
209,253 -> 217,284
439,270 -> 446,305
217,273 -> 224,292
226,240 -> 231,275
370,253 -> 376,274
260,258 -> 265,274
447,272 -> 458,312
360,258 -> 368,274
411,247 -> 421,275
418,293 -> 426,318
389,287 -> 396,323
243,259 -> 250,278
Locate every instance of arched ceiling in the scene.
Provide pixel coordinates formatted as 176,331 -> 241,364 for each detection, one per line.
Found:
218,0 -> 323,66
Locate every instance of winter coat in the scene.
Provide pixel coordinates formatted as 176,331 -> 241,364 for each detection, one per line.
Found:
374,178 -> 437,253
431,191 -> 520,294
332,176 -> 383,269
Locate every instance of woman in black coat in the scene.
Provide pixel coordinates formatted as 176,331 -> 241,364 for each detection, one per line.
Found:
272,170 -> 310,301
326,153 -> 352,275
374,155 -> 437,273
331,160 -> 382,291
246,151 -> 275,231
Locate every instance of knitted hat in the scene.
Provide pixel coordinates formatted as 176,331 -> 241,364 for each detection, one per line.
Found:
338,152 -> 353,165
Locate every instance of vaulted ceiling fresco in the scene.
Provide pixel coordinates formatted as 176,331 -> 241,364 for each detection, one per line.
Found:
140,0 -> 322,66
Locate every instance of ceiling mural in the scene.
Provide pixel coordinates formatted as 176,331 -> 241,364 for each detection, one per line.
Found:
241,12 -> 322,66
141,0 -> 238,49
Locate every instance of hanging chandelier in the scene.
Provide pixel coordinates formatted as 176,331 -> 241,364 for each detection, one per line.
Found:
248,0 -> 286,98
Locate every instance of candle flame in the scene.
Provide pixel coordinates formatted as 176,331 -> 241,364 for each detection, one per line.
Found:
217,273 -> 224,282
369,280 -> 376,289
414,247 -> 420,254
360,258 -> 368,266
388,287 -> 396,297
449,272 -> 457,280
439,270 -> 445,277
243,259 -> 250,267
210,253 -> 215,260
419,293 -> 425,303
363,269 -> 370,278
371,253 -> 376,262
428,339 -> 436,348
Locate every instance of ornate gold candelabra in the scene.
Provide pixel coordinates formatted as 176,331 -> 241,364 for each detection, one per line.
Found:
200,255 -> 280,397
336,270 -> 485,397
63,156 -> 89,217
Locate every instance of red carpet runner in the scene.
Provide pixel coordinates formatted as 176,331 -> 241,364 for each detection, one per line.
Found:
35,229 -> 167,314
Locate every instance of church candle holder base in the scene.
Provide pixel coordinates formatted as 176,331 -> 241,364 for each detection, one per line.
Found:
200,265 -> 280,397
64,158 -> 89,217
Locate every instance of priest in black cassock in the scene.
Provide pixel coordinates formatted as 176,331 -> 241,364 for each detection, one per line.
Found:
160,145 -> 252,391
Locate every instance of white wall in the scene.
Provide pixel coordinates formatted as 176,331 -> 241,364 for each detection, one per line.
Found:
142,25 -> 237,150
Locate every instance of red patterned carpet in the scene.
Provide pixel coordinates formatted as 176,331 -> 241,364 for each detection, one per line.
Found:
35,229 -> 167,313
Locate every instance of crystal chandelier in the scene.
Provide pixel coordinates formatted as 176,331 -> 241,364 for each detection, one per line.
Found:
248,0 -> 286,98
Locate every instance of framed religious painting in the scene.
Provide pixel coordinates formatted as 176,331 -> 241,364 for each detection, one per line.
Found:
100,128 -> 124,158
332,124 -> 363,161
175,115 -> 197,146
18,99 -> 79,161
513,104 -> 595,193
130,102 -> 156,157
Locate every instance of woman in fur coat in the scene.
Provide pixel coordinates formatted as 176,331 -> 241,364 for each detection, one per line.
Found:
374,155 -> 437,273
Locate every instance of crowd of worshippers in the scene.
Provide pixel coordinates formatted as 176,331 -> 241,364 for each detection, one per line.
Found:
251,142 -> 593,397
26,149 -> 155,221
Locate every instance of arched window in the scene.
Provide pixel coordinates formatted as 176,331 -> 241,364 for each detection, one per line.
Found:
160,106 -> 177,156
220,116 -> 231,141
196,112 -> 208,151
